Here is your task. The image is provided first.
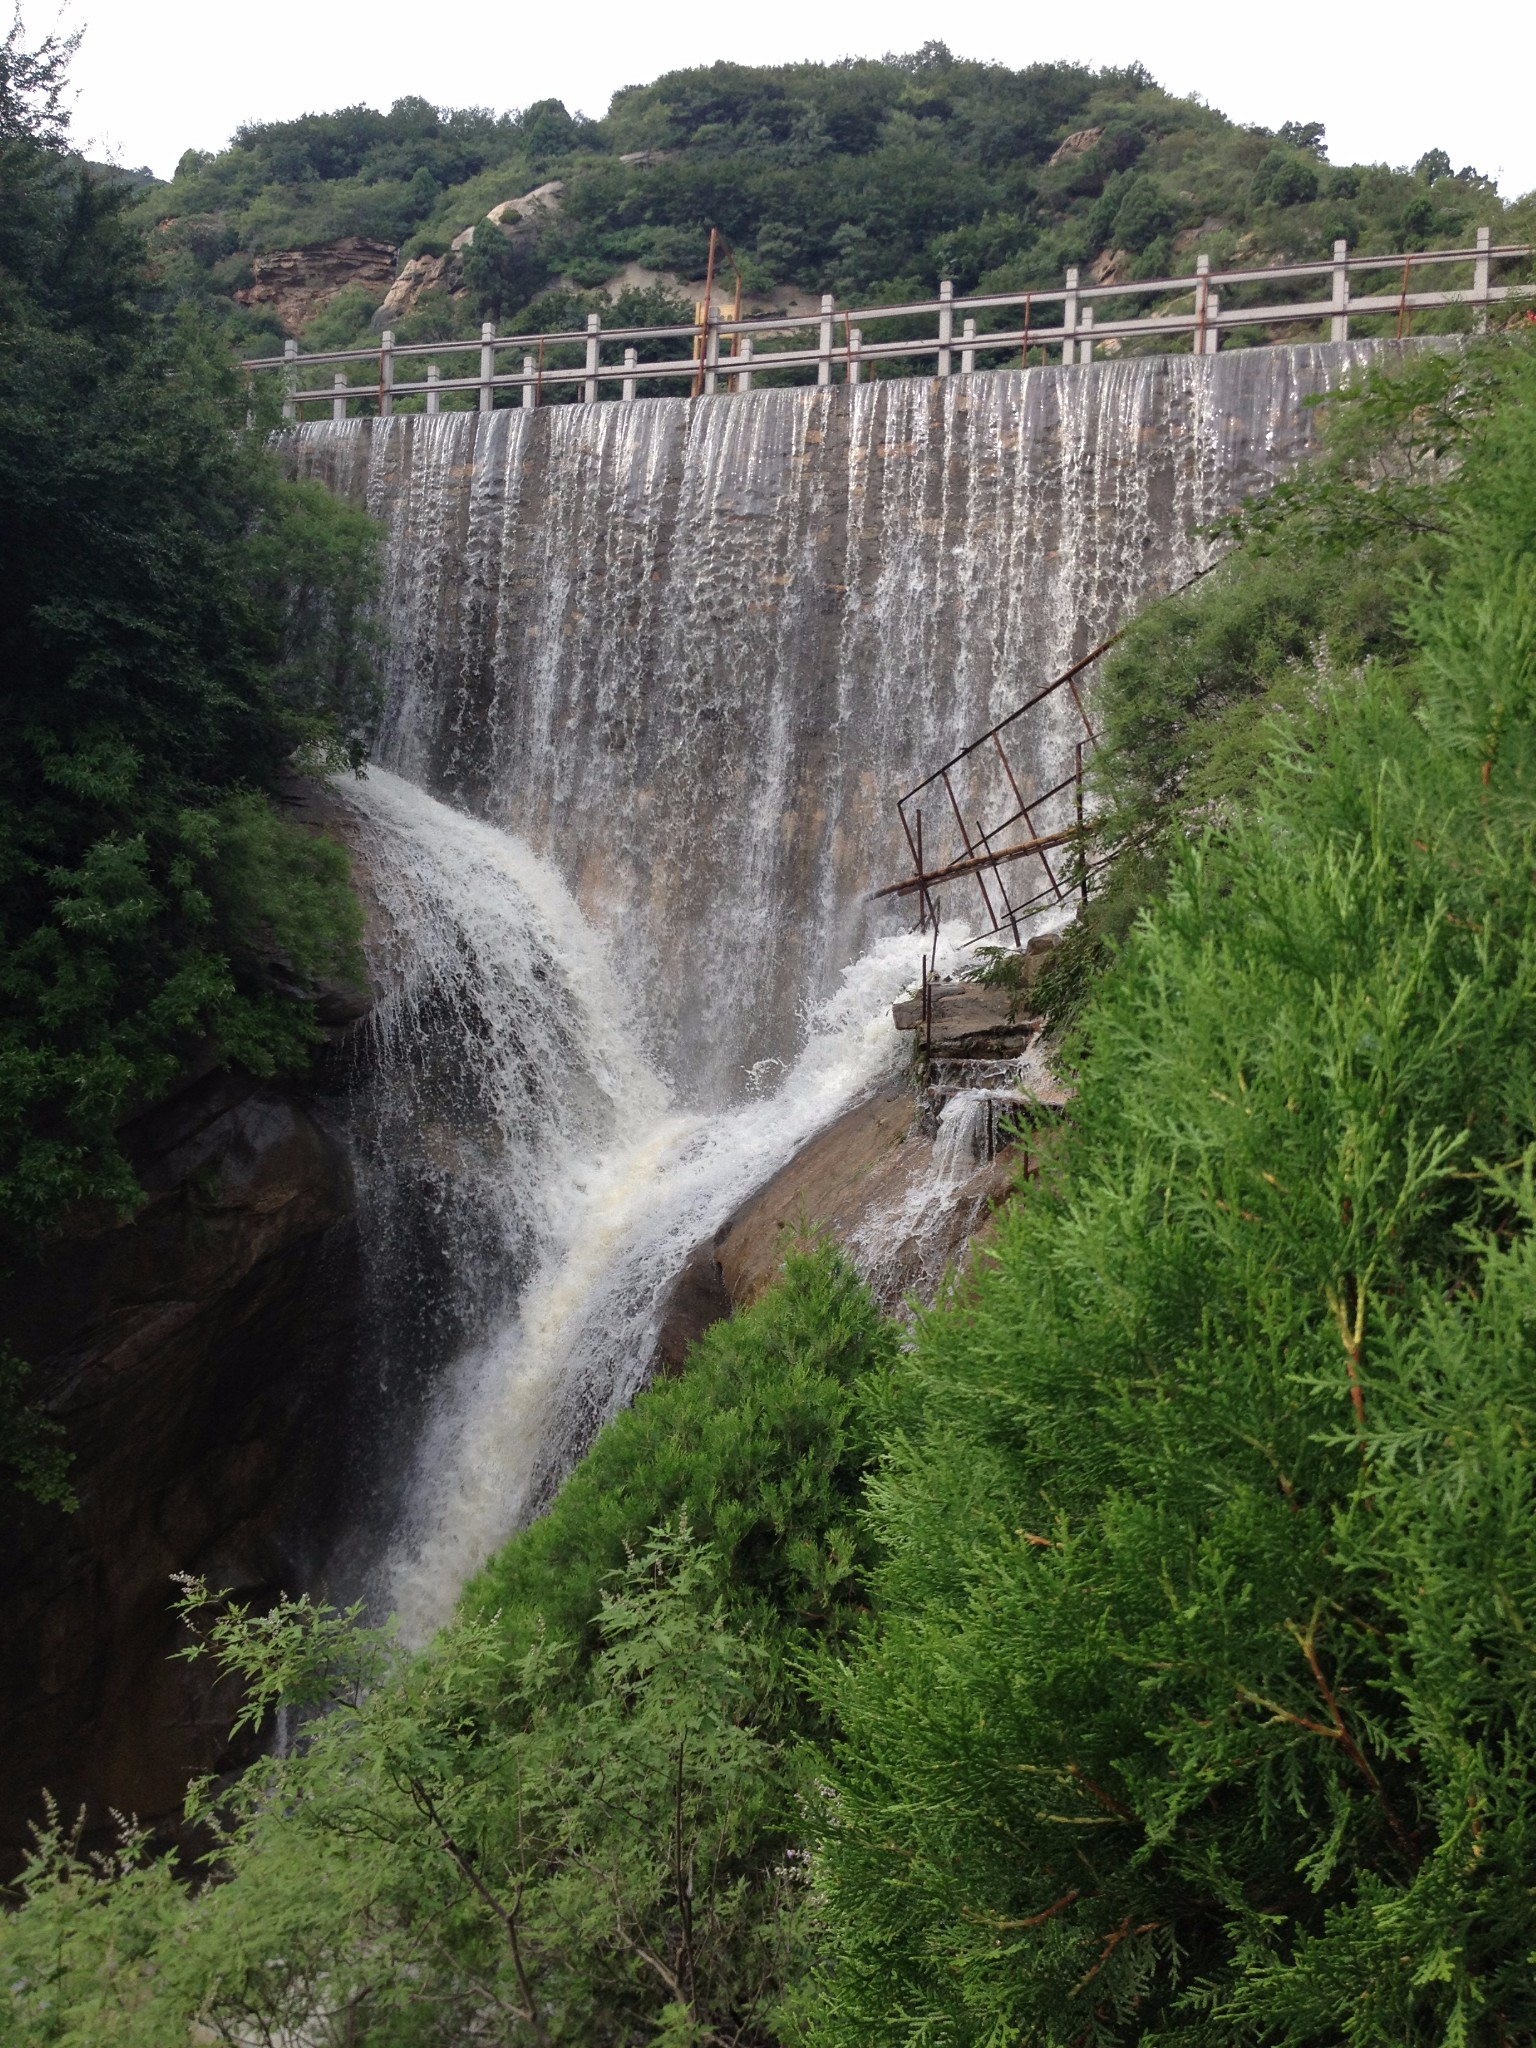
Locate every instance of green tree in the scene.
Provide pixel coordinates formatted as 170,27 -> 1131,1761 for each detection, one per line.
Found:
0,23 -> 380,1269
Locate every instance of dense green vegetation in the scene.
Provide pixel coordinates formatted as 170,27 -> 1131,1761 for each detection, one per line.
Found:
0,26 -> 380,1490
135,47 -> 1533,363
818,336 -> 1536,2044
7,329 -> 1536,2043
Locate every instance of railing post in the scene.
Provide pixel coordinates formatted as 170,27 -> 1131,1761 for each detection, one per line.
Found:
479,321 -> 496,412
703,306 -> 721,395
623,346 -> 638,402
1204,291 -> 1221,354
585,312 -> 601,403
521,354 -> 537,409
847,327 -> 862,386
1194,252 -> 1210,355
1473,225 -> 1491,334
817,294 -> 835,387
1078,305 -> 1094,365
426,364 -> 440,415
937,278 -> 953,377
331,371 -> 346,423
379,329 -> 394,419
734,334 -> 754,394
282,337 -> 298,421
960,316 -> 976,374
1062,267 -> 1079,365
1330,240 -> 1350,343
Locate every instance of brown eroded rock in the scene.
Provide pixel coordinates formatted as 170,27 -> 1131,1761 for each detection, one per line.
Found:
234,237 -> 398,337
655,1078 -> 1028,1371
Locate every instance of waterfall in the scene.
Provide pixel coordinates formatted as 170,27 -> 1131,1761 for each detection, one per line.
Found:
296,347 -> 1385,1632
332,768 -> 952,1639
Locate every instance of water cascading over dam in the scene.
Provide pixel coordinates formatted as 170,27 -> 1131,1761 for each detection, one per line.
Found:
298,343 -> 1382,1633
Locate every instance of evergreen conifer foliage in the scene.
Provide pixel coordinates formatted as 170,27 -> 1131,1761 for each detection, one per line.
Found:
813,345 -> 1536,2045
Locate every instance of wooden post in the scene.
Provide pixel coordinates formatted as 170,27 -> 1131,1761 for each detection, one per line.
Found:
584,313 -> 601,403
704,306 -> 722,395
521,353 -> 537,408
426,364 -> 440,414
282,337 -> 298,421
847,327 -> 862,385
1062,267 -> 1079,365
331,370 -> 346,422
818,294 -> 835,386
960,316 -> 976,374
379,329 -> 394,419
1195,252 -> 1210,355
1078,305 -> 1094,364
1330,240 -> 1350,343
1204,291 -> 1221,353
1473,224 -> 1491,334
734,334 -> 753,394
937,278 -> 953,377
479,321 -> 495,413
623,346 -> 638,402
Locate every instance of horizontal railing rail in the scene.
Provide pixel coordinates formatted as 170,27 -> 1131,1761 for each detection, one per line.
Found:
244,230 -> 1532,419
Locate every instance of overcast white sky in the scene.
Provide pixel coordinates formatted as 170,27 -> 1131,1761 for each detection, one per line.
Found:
62,0 -> 1536,197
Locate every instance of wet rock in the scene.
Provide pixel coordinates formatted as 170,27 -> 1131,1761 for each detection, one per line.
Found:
654,1077 -> 1029,1367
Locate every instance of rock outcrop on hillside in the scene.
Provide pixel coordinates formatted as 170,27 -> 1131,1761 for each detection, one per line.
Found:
234,236 -> 398,336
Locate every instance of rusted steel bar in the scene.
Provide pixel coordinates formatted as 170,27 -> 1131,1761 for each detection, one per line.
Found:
870,824 -> 1082,900
941,767 -> 1001,926
981,816 -> 1024,945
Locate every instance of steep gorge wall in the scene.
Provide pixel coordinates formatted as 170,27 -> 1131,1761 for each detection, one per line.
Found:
292,344 -> 1382,1100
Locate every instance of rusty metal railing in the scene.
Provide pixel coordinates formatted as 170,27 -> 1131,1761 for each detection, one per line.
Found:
874,568 -> 1214,942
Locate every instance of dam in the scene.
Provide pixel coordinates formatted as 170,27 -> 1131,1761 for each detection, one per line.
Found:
288,343 -> 1384,1632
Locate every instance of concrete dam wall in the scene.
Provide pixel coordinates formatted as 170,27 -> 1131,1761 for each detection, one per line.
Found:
292,344 -> 1380,1101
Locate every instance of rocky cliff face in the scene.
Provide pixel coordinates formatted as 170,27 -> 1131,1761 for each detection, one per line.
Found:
0,780 -> 385,1867
234,237 -> 399,336
0,1063 -> 360,1866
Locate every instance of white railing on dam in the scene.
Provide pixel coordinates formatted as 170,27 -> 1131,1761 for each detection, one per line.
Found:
246,230 -> 1531,419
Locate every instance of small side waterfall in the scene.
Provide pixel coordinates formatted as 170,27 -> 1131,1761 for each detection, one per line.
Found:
296,347 -> 1388,1633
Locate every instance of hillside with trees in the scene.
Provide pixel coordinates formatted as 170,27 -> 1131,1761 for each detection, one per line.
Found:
134,47 -> 1533,359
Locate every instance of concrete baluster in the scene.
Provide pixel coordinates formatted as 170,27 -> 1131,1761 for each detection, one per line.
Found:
848,327 -> 863,386
960,316 -> 976,374
282,337 -> 298,421
521,354 -> 537,408
426,364 -> 440,415
1062,267 -> 1079,365
1078,305 -> 1095,365
585,312 -> 601,403
1204,291 -> 1221,354
379,329 -> 394,419
331,371 -> 346,423
623,347 -> 638,402
734,334 -> 754,394
817,294 -> 835,387
1330,240 -> 1350,343
1195,252 -> 1210,355
937,278 -> 953,376
479,321 -> 496,412
704,307 -> 722,395
1473,225 -> 1491,334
